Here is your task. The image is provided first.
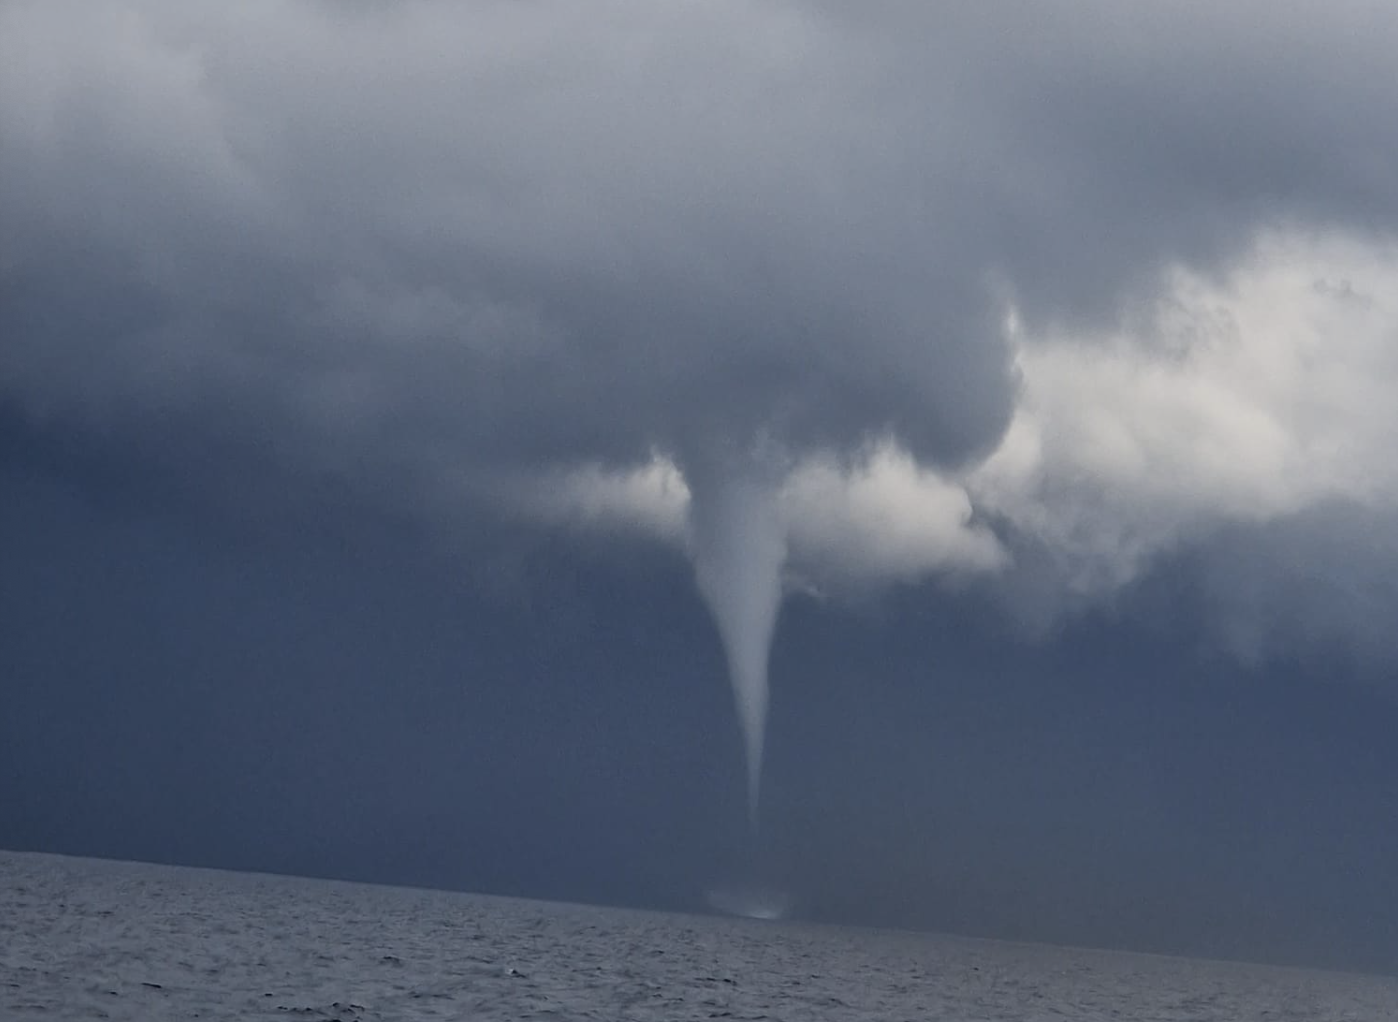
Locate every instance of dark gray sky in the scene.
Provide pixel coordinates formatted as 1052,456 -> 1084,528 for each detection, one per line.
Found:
5,0 -> 1398,974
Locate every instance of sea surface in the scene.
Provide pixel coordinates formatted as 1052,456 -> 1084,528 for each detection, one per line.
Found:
3,849 -> 1395,1021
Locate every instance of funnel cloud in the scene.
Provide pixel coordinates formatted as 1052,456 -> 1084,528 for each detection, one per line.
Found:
683,452 -> 788,828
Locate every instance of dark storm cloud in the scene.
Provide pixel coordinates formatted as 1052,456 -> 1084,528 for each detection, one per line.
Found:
1,0 -> 1008,480
1189,504 -> 1398,668
5,1 -> 1397,493
5,0 -> 1398,677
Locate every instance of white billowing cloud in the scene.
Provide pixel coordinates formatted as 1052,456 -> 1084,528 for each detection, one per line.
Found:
972,228 -> 1398,601
501,224 -> 1398,664
508,228 -> 1398,620
501,442 -> 1006,588
780,444 -> 1007,584
498,457 -> 690,543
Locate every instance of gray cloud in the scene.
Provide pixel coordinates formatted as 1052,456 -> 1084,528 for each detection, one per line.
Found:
1191,505 -> 1398,669
966,230 -> 1398,645
4,0 -> 1398,654
1,0 -> 1017,473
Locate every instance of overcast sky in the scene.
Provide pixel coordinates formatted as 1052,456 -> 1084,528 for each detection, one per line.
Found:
5,0 -> 1398,973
